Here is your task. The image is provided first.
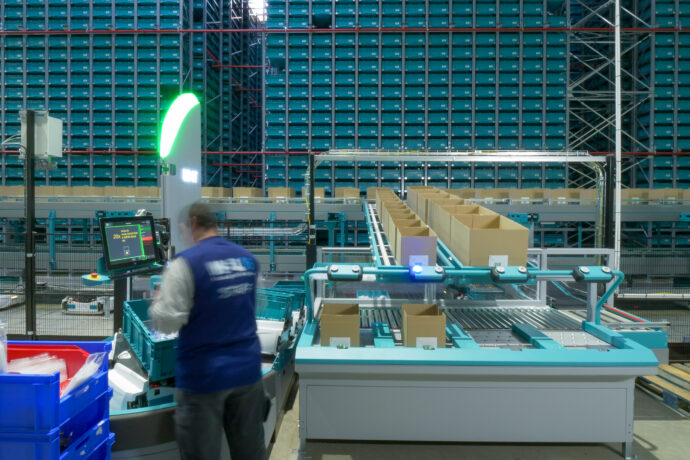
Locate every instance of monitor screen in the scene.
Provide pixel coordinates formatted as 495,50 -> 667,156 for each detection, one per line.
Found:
100,216 -> 160,272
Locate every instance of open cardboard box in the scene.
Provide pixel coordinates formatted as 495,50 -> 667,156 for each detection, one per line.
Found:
649,188 -> 683,202
414,190 -> 457,222
621,188 -> 649,203
395,225 -> 437,267
335,187 -> 360,199
578,188 -> 597,203
508,188 -> 545,204
268,187 -> 296,201
450,214 -> 528,267
545,188 -> 580,204
369,187 -> 397,200
476,188 -> 511,203
135,187 -> 161,198
0,186 -> 24,196
386,208 -> 416,237
233,187 -> 262,198
402,303 -> 446,348
302,187 -> 326,200
428,203 -> 495,243
448,188 -> 477,199
320,303 -> 360,347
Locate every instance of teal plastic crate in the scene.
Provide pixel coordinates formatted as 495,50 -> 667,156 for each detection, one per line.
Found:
123,299 -> 177,382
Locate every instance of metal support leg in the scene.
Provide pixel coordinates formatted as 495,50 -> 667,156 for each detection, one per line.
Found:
586,283 -> 598,323
298,382 -> 307,457
424,283 -> 435,303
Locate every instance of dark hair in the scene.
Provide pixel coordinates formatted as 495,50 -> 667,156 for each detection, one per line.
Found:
188,201 -> 217,230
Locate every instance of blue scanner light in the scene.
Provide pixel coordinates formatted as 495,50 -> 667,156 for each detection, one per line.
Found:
412,264 -> 424,274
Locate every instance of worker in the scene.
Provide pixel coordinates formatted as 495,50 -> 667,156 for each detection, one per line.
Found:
149,201 -> 266,460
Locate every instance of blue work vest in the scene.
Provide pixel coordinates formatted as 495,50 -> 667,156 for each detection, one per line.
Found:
175,236 -> 261,393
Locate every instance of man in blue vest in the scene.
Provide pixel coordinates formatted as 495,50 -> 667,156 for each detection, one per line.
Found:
149,201 -> 266,460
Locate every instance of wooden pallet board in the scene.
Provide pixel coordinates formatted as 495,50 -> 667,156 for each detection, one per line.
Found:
639,362 -> 690,416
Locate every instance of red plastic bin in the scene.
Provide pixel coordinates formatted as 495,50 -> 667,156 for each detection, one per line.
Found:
6,344 -> 91,392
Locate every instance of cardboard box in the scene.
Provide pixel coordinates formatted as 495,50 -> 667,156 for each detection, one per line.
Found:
368,187 -> 396,200
202,187 -> 229,198
302,187 -> 325,199
414,190 -> 455,223
395,225 -> 437,267
135,187 -> 160,198
35,186 -> 55,197
428,202 -> 495,243
232,187 -> 262,198
476,188 -> 510,203
448,188 -> 477,199
335,187 -> 360,199
402,304 -> 446,348
268,187 -> 296,198
450,214 -> 529,267
545,188 -> 580,204
508,188 -> 545,204
0,186 -> 24,196
320,303 -> 360,347
649,188 -> 683,202
386,208 -> 416,238
621,188 -> 649,203
72,186 -> 102,197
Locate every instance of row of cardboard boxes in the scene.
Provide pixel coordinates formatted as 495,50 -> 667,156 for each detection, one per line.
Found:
320,303 -> 447,349
375,186 -> 529,268
3,185 -> 686,205
405,186 -> 529,267
0,186 -> 362,200
376,188 -> 438,266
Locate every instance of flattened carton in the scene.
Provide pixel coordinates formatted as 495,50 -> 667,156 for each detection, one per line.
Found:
402,303 -> 447,348
450,214 -> 528,267
320,303 -> 360,347
395,225 -> 437,267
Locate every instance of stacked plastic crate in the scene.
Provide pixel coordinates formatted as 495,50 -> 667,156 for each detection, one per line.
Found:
635,0 -> 690,188
264,0 -> 570,195
0,341 -> 113,459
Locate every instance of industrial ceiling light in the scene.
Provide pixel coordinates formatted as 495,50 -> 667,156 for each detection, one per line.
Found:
159,93 -> 200,160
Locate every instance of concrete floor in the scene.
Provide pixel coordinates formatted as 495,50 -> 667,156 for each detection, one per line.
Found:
268,387 -> 690,460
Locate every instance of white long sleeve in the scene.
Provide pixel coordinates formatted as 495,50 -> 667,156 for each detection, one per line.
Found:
148,258 -> 195,334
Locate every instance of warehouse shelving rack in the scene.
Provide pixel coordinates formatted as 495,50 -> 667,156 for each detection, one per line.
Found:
0,0 -> 263,188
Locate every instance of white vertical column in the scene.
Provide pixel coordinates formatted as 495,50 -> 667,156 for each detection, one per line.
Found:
614,0 -> 622,271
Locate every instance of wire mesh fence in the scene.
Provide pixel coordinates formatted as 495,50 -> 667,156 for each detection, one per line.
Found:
619,248 -> 690,349
0,232 -> 113,339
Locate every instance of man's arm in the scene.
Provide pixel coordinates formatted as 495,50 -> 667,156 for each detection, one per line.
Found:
148,258 -> 194,334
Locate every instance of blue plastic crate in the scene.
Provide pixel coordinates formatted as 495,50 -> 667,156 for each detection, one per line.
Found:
0,341 -> 111,437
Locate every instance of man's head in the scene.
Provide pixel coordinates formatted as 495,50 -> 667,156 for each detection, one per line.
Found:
179,201 -> 218,245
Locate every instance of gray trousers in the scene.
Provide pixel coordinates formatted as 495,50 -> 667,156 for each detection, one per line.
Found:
175,380 -> 267,460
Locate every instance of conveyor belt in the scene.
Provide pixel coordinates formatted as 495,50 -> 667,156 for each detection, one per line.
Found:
359,306 -> 582,331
